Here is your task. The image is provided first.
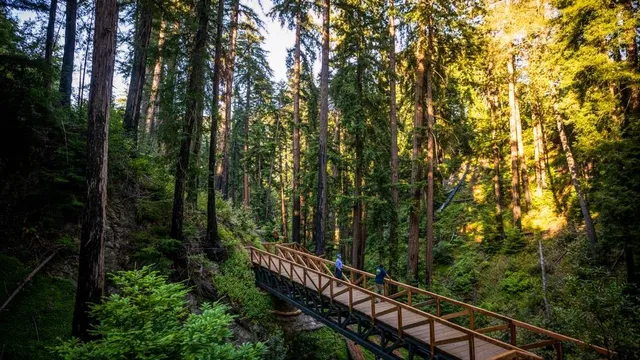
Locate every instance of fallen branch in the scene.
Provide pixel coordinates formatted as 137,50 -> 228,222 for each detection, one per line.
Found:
0,252 -> 56,314
437,163 -> 470,213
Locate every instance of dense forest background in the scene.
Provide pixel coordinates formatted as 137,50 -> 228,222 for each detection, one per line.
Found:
1,0 -> 640,358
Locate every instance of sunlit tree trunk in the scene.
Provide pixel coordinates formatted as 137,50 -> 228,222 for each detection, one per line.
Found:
206,0 -> 224,251
71,0 -> 117,340
408,27 -> 426,279
425,14 -> 435,287
292,13 -> 302,243
58,0 -> 77,107
171,0 -> 209,240
552,96 -> 598,250
515,96 -> 532,209
388,0 -> 400,277
280,139 -> 289,240
144,18 -> 166,145
314,0 -> 329,256
507,52 -> 522,231
330,114 -> 341,252
532,100 -> 547,197
218,0 -> 239,198
488,62 -> 505,240
265,108 -> 282,220
123,2 -> 153,146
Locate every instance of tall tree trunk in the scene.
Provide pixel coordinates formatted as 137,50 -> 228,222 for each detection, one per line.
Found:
218,0 -> 240,197
280,139 -> 289,240
206,0 -> 224,251
331,114 -> 341,252
425,15 -> 435,287
515,95 -> 532,209
243,76 -> 251,209
388,0 -> 400,278
186,102 -> 204,206
44,0 -> 57,87
77,11 -> 93,111
488,63 -> 505,240
314,0 -> 330,256
58,0 -> 77,106
144,18 -> 166,145
352,60 -> 365,270
265,105 -> 283,220
170,0 -> 209,240
292,13 -> 302,244
507,52 -> 522,231
71,0 -> 117,340
408,27 -> 426,280
123,2 -> 153,146
538,237 -> 551,321
552,96 -> 598,250
532,101 -> 547,196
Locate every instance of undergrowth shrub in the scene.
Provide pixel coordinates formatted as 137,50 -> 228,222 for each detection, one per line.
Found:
52,267 -> 264,360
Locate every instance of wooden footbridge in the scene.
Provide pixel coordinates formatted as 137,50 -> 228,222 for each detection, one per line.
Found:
248,243 -> 612,360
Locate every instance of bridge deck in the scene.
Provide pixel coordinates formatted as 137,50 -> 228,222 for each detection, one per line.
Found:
252,250 -> 521,360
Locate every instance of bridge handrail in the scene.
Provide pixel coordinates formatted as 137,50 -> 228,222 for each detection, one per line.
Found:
267,243 -> 612,357
249,246 -> 542,360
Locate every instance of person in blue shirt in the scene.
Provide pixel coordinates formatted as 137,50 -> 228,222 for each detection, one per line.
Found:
335,253 -> 343,286
374,264 -> 387,299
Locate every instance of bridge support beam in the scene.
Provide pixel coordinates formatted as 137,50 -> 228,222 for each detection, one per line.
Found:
254,266 -> 454,360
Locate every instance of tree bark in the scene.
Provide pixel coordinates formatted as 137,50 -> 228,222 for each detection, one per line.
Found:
71,0 -> 117,340
331,114 -> 341,252
123,1 -> 153,145
265,109 -> 282,220
58,0 -> 77,106
243,75 -> 251,209
314,0 -> 330,256
144,18 -> 166,145
206,0 -> 224,251
507,52 -> 522,231
170,0 -> 209,240
292,13 -> 302,244
425,14 -> 435,287
408,26 -> 426,280
538,237 -> 551,321
552,96 -> 598,250
280,139 -> 289,240
218,0 -> 239,198
388,0 -> 400,278
532,101 -> 547,196
515,93 -> 532,210
488,63 -> 505,240
77,12 -> 93,111
352,60 -> 365,270
44,0 -> 57,87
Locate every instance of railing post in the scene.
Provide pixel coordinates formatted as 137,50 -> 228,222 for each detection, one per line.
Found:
408,288 -> 412,306
510,321 -> 517,346
469,308 -> 475,330
349,286 -> 353,312
303,267 -> 307,287
397,305 -> 403,338
429,318 -> 435,358
370,295 -> 375,322
554,341 -> 563,360
436,298 -> 441,316
468,334 -> 475,360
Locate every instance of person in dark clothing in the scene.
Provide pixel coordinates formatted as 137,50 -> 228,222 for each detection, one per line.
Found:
335,253 -> 343,286
374,264 -> 387,301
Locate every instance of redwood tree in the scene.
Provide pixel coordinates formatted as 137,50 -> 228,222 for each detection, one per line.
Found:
71,0 -> 117,340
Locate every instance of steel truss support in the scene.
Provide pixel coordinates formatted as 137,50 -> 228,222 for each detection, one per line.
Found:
254,267 -> 455,360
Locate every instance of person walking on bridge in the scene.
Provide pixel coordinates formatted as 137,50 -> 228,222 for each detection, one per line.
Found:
374,264 -> 388,302
335,253 -> 343,286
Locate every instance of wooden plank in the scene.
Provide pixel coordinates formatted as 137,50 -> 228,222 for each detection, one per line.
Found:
412,299 -> 436,308
389,289 -> 407,299
442,310 -> 469,320
520,339 -> 556,350
435,335 -> 469,346
476,324 -> 509,334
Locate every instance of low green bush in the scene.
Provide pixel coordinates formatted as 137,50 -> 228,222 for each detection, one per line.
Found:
52,267 -> 264,360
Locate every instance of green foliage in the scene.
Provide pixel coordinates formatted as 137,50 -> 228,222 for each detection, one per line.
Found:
213,248 -> 274,325
284,328 -> 347,360
52,267 -> 264,360
0,255 -> 75,359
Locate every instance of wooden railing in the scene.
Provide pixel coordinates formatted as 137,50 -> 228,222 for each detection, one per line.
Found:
249,246 -> 541,360
265,243 -> 612,359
